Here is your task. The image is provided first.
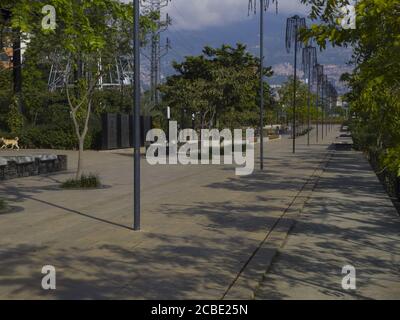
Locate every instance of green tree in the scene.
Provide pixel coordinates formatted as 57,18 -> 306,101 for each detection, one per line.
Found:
7,0 -> 155,178
160,44 -> 273,131
278,76 -> 318,127
301,0 -> 400,176
6,96 -> 24,134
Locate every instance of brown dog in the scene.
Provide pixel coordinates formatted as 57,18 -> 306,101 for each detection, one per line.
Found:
0,137 -> 20,150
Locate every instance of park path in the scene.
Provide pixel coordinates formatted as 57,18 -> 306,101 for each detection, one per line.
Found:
255,148 -> 400,300
1,126 -> 398,299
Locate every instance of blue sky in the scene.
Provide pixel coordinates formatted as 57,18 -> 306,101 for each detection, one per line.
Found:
131,0 -> 352,92
166,0 -> 307,30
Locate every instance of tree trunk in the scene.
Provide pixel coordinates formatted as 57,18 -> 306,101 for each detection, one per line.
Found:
13,30 -> 23,113
76,138 -> 84,180
68,91 -> 93,180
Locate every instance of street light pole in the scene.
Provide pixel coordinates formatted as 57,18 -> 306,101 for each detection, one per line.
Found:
302,45 -> 317,147
259,0 -> 264,171
293,32 -> 298,153
315,64 -> 324,144
316,78 -> 319,143
321,75 -> 326,141
248,0 -> 278,170
286,15 -> 306,154
133,0 -> 141,231
166,106 -> 171,143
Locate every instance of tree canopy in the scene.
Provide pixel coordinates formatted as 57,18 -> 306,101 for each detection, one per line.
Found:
159,44 -> 273,130
301,0 -> 400,174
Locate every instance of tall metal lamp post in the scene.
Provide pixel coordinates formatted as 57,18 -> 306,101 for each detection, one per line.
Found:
302,45 -> 317,146
321,74 -> 328,140
325,81 -> 329,135
330,85 -> 338,131
328,83 -> 337,133
327,82 -> 332,133
133,0 -> 141,231
285,15 -> 306,154
248,0 -> 278,170
314,64 -> 324,143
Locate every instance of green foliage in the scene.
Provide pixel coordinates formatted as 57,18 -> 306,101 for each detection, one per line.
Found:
8,1 -> 147,51
18,125 -> 74,149
93,88 -> 133,116
278,76 -> 317,120
160,44 -> 273,130
0,1 -> 156,153
302,0 -> 400,177
6,97 -> 24,134
0,66 -> 12,130
383,147 -> 400,178
61,173 -> 101,189
0,199 -> 6,211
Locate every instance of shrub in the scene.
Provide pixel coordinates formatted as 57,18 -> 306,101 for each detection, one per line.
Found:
0,91 -> 12,130
18,125 -> 77,149
7,97 -> 25,134
61,173 -> 101,189
0,199 -> 6,211
10,123 -> 101,150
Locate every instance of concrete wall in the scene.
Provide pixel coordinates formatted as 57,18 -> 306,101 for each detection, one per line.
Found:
0,155 -> 67,181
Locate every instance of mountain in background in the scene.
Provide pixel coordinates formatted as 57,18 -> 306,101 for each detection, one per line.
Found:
152,12 -> 353,95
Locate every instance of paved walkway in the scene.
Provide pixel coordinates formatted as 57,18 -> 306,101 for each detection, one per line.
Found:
0,126 -> 399,299
255,149 -> 400,300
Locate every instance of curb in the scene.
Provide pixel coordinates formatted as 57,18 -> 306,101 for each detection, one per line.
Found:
223,149 -> 334,300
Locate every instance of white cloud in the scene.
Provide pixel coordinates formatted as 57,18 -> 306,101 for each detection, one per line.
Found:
165,0 -> 307,30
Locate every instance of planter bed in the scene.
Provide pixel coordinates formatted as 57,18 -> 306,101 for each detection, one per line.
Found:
0,155 -> 67,181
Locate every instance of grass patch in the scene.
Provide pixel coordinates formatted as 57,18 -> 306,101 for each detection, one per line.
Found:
61,173 -> 101,189
0,199 -> 7,211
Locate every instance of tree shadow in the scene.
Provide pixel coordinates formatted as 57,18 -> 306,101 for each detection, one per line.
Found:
255,151 -> 400,300
0,231 -> 271,299
0,183 -> 130,230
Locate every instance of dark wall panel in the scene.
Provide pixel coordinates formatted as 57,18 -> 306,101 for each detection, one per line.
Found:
118,114 -> 130,149
102,114 -> 152,150
102,114 -> 118,150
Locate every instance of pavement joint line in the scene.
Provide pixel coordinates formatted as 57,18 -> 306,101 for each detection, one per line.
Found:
252,146 -> 400,300
0,132 -> 341,299
223,147 -> 336,300
252,150 -> 336,298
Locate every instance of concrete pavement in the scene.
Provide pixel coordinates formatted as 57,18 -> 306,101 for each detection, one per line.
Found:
255,148 -> 400,300
0,126 -> 399,299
